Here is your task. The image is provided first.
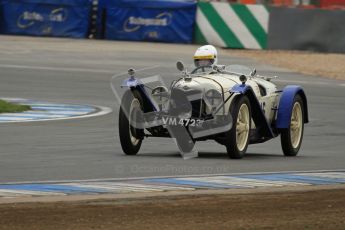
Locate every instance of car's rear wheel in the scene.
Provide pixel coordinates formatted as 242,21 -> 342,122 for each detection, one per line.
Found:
280,94 -> 304,156
226,96 -> 251,159
119,90 -> 144,155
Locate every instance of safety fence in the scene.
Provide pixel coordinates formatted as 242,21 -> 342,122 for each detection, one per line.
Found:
0,0 -> 344,53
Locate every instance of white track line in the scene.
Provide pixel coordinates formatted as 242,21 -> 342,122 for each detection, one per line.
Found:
183,176 -> 307,187
0,189 -> 65,196
0,113 -> 68,118
0,105 -> 112,123
91,182 -> 194,191
65,183 -> 163,193
296,172 -> 345,179
1,169 -> 344,185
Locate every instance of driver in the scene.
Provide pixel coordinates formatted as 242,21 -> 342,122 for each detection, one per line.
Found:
193,45 -> 218,68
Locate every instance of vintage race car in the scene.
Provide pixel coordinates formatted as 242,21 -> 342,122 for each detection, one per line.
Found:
115,62 -> 308,159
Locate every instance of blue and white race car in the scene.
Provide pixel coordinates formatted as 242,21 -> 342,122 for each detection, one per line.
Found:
116,62 -> 308,159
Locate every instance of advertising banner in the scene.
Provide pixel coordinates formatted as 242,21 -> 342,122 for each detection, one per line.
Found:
1,0 -> 92,38
0,0 -> 4,33
102,0 -> 197,43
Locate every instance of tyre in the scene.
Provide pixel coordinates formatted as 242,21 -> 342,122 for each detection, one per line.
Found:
280,94 -> 304,156
119,90 -> 144,155
226,96 -> 251,159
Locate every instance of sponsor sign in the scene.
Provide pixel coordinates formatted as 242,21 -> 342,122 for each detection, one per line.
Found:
1,0 -> 91,38
103,0 -> 196,43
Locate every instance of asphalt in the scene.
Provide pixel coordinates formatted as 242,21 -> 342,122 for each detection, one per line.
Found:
0,36 -> 344,183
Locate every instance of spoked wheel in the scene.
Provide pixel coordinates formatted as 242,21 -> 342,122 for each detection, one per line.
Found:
119,90 -> 144,155
280,94 -> 304,156
226,96 -> 251,159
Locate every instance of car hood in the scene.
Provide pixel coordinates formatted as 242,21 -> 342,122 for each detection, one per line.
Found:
173,73 -> 241,94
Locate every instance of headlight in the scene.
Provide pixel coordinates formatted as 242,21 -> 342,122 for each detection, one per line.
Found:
239,75 -> 247,84
151,86 -> 169,105
169,88 -> 192,119
204,89 -> 222,108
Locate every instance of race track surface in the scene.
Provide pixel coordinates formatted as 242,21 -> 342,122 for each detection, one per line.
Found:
0,36 -> 344,183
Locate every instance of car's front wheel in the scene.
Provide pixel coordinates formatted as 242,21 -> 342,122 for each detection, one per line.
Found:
280,94 -> 304,156
226,95 -> 251,159
119,90 -> 144,155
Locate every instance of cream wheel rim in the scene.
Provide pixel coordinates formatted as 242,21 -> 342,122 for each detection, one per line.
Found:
236,104 -> 250,151
290,102 -> 303,148
129,98 -> 141,146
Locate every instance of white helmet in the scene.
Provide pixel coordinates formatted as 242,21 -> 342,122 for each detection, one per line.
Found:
193,45 -> 218,67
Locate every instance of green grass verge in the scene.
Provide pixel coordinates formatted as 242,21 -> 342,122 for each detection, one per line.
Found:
0,99 -> 31,113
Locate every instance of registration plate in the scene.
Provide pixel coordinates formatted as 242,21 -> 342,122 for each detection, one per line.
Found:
161,117 -> 204,127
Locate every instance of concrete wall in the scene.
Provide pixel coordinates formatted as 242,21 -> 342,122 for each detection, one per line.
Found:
268,7 -> 345,53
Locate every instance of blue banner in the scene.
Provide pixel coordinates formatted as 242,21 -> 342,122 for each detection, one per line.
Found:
105,0 -> 197,9
1,0 -> 92,38
102,0 -> 197,43
0,0 -> 4,33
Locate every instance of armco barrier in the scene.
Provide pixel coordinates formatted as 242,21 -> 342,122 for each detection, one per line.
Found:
1,0 -> 92,38
268,7 -> 345,53
98,0 -> 197,44
194,2 -> 269,49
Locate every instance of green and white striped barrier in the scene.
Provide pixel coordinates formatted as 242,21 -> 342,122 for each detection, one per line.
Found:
194,2 -> 269,49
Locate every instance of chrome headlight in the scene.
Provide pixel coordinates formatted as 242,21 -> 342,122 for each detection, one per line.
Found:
169,88 -> 192,119
151,86 -> 169,105
239,75 -> 247,84
204,89 -> 222,108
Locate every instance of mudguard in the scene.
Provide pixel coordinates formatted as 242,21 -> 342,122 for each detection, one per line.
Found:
231,84 -> 274,139
121,78 -> 157,112
276,85 -> 308,129
121,78 -> 141,88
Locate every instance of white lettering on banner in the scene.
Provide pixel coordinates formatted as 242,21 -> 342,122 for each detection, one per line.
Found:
129,17 -> 168,26
50,14 -> 63,22
22,12 -> 44,21
50,8 -> 67,22
123,12 -> 172,33
17,8 -> 67,29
